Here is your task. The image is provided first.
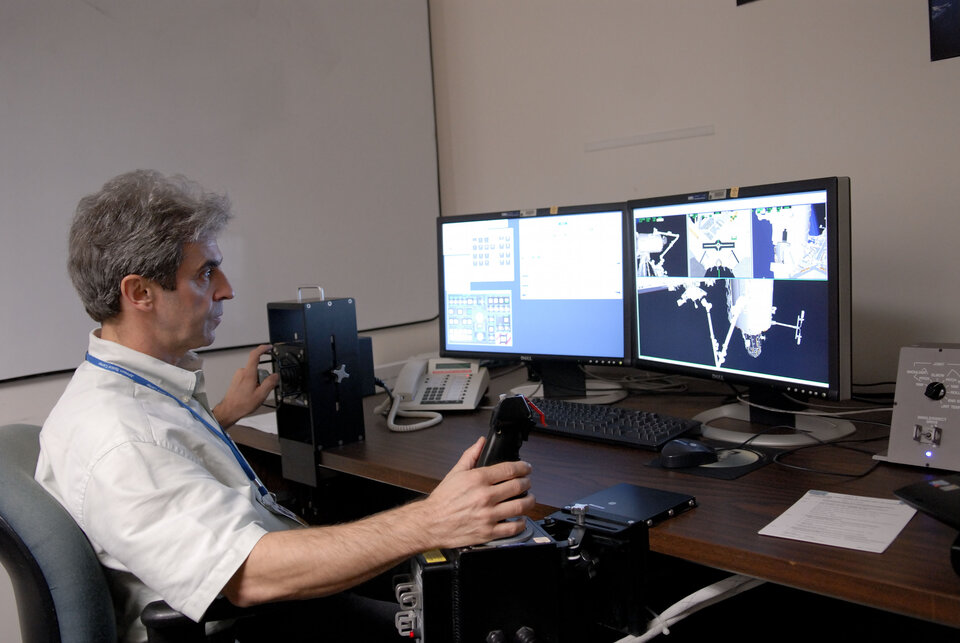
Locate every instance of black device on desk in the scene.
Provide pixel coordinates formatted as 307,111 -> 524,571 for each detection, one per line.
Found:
266,293 -> 366,487
395,395 -> 696,642
895,475 -> 960,577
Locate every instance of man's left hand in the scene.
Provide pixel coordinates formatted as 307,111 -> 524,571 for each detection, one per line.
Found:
213,345 -> 279,429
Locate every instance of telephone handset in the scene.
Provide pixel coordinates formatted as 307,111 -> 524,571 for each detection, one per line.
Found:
378,358 -> 490,432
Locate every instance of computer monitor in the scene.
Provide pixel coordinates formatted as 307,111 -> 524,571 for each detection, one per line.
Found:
628,177 -> 854,447
437,203 -> 631,399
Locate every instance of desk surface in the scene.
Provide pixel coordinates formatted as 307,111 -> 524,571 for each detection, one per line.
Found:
233,369 -> 960,629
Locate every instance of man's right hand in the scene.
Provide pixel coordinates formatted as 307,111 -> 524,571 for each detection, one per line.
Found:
415,437 -> 535,549
224,437 -> 534,609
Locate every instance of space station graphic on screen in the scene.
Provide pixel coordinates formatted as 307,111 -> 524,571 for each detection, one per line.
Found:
635,192 -> 828,384
629,177 -> 852,443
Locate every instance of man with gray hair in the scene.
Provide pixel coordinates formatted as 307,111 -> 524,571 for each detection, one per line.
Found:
36,170 -> 535,642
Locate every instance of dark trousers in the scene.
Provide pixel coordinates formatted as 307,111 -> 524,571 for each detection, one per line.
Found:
224,591 -> 400,642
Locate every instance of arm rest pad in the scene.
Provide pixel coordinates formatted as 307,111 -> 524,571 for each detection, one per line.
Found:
141,597 -> 302,643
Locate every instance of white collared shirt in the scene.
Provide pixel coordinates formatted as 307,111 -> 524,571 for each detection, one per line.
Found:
36,331 -> 299,642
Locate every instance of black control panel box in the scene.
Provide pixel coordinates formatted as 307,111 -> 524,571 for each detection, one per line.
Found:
267,297 -> 365,487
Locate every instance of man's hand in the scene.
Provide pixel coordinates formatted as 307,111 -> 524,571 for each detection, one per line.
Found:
213,345 -> 279,430
413,437 -> 536,548
223,437 -> 535,607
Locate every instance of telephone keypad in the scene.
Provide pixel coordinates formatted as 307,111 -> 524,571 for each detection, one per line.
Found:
419,373 -> 472,405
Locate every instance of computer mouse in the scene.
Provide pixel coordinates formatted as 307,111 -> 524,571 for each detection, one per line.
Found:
659,438 -> 718,469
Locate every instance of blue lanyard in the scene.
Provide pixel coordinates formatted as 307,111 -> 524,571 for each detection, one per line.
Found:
85,353 -> 270,498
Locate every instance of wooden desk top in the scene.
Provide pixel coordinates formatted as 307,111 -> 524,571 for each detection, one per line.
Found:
235,370 -> 960,629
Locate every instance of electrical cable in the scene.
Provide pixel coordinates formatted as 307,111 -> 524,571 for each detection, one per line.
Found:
585,367 -> 690,395
359,313 -> 439,334
744,392 -> 893,417
703,385 -> 891,476
615,574 -> 766,643
769,435 -> 884,478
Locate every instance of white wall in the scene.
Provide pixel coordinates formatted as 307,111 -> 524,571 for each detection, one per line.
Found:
429,0 -> 960,385
0,0 -> 440,381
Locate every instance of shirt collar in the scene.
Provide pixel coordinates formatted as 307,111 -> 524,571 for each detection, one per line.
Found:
87,329 -> 206,402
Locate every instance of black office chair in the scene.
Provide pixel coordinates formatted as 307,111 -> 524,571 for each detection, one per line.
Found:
0,422 -> 263,643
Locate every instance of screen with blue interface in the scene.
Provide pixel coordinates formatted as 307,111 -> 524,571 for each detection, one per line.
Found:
629,177 -> 851,400
438,205 -> 628,363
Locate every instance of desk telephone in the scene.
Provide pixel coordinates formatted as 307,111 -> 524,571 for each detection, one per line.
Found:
379,357 -> 490,432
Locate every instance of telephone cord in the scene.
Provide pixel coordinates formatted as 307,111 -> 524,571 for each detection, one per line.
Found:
374,378 -> 443,432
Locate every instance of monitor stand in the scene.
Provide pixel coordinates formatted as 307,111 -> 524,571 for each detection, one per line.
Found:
510,360 -> 627,405
694,389 -> 856,449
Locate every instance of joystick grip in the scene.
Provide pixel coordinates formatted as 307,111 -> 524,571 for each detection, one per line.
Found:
476,395 -> 540,467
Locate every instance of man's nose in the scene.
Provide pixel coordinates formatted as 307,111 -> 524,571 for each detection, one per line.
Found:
216,271 -> 235,300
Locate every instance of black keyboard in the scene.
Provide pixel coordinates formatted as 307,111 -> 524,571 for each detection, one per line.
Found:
529,397 -> 700,451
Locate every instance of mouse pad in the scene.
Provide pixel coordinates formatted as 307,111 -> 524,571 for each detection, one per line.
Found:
647,446 -> 772,480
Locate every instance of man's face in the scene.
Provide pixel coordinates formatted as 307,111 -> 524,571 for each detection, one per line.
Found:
152,238 -> 234,359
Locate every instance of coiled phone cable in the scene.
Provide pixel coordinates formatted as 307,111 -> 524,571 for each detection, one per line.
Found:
374,377 -> 443,432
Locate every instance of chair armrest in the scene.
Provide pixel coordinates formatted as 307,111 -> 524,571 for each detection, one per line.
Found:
141,600 -> 209,643
142,596 -> 301,643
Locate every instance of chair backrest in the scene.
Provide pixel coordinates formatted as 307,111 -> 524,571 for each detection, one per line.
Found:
0,423 -> 117,643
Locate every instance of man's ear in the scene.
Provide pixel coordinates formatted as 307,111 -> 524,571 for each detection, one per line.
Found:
118,274 -> 156,312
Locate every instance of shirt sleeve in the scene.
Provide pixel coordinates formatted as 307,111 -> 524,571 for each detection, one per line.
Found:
80,440 -> 273,621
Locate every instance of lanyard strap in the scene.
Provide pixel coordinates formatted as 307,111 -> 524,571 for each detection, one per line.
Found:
85,353 -> 270,497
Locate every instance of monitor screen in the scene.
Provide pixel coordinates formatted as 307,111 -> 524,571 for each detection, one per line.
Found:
437,204 -> 630,395
629,177 -> 852,445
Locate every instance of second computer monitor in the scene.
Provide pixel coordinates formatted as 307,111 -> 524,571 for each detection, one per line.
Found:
628,177 -> 854,447
628,176 -> 851,402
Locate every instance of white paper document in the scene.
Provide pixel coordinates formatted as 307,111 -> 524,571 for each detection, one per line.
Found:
758,490 -> 916,553
241,411 -> 278,435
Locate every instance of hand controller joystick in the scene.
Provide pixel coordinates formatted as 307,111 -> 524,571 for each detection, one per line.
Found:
475,394 -> 543,545
476,394 -> 542,468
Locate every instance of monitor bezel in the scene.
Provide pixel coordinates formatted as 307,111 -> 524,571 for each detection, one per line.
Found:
627,176 -> 852,402
436,202 -> 633,368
